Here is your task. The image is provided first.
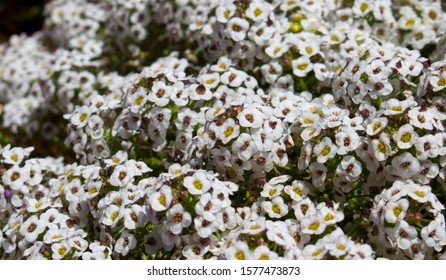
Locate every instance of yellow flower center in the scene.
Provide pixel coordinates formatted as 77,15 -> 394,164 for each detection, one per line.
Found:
293,187 -> 303,196
321,146 -> 331,156
372,122 -> 381,131
393,206 -> 403,218
135,95 -> 144,105
10,154 -> 18,162
253,8 -> 263,17
297,63 -> 308,71
224,10 -> 230,19
235,250 -> 245,260
391,106 -> 402,112
58,247 -> 67,256
305,46 -> 313,55
377,142 -> 386,153
111,211 -> 119,221
193,179 -> 203,190
360,3 -> 369,12
303,118 -> 313,124
309,221 -> 320,231
268,189 -> 277,196
414,190 -> 425,198
311,249 -> 322,257
324,213 -> 334,221
272,204 -> 281,214
223,126 -> 234,138
158,194 -> 166,206
79,113 -> 87,123
401,133 -> 411,143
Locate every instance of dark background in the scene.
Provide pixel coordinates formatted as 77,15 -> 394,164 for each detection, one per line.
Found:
0,0 -> 47,43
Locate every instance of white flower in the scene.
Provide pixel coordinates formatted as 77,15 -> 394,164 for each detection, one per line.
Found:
148,81 -> 170,106
70,106 -> 91,128
344,58 -> 366,82
421,220 -> 446,251
225,241 -> 252,260
166,204 -> 192,235
252,245 -> 278,260
393,124 -> 419,149
188,84 -> 213,101
260,182 -> 284,198
326,234 -> 354,257
183,171 -> 211,195
314,137 -> 337,163
216,4 -> 236,23
238,105 -> 264,128
389,220 -> 417,250
19,216 -> 46,242
371,133 -> 392,161
220,68 -> 247,87
416,161 -> 439,184
336,129 -> 360,155
250,151 -> 274,172
415,135 -> 439,161
195,193 -> 222,221
352,0 -> 373,16
226,17 -> 250,42
397,6 -> 420,30
318,203 -> 344,226
391,152 -> 420,179
309,162 -> 327,189
232,133 -> 257,161
110,165 -> 135,187
298,142 -> 312,170
26,198 -> 50,213
368,79 -> 393,98
2,147 -> 32,165
407,183 -> 432,203
148,185 -> 173,212
366,59 -> 392,83
284,180 -> 310,202
366,117 -> 388,136
40,209 -> 64,227
262,196 -> 288,218
194,215 -> 219,238
51,240 -> 71,260
302,242 -> 327,259
292,56 -> 313,77
3,165 -> 29,190
43,227 -> 68,244
384,198 -> 409,224
216,118 -> 240,144
198,72 -> 220,89
246,1 -> 271,22
301,214 -> 326,235
124,204 -> 146,230
265,220 -> 295,249
115,231 -> 137,256
102,205 -> 124,227
408,107 -> 434,130
336,155 -> 362,182
429,72 -> 446,92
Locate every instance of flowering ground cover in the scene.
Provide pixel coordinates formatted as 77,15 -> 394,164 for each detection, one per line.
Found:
1,0 -> 446,260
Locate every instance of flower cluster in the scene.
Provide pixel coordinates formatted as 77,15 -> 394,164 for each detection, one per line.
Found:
1,0 -> 446,260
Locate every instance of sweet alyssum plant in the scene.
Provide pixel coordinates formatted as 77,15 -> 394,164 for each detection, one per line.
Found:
1,0 -> 446,260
